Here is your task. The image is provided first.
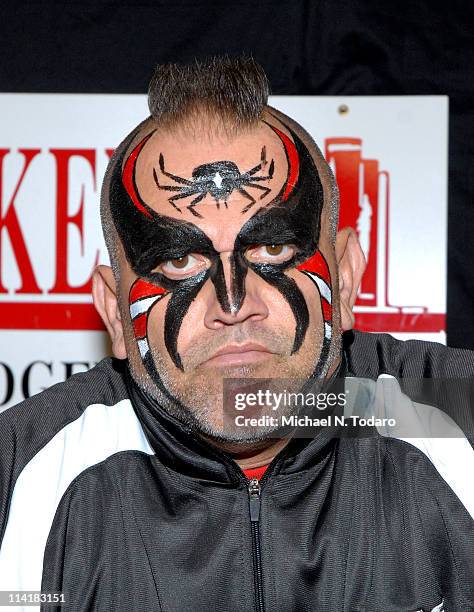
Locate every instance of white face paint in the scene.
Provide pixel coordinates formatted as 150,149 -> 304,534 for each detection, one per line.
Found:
213,172 -> 223,189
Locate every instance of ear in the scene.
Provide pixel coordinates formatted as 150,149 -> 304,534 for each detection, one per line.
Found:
92,265 -> 127,359
335,227 -> 366,331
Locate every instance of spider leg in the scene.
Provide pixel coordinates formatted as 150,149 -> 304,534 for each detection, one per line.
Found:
186,192 -> 207,218
247,183 -> 271,200
247,146 -> 268,176
239,188 -> 257,214
153,168 -> 186,192
167,189 -> 202,213
212,193 -> 229,210
248,159 -> 275,181
168,190 -> 200,201
159,154 -> 193,185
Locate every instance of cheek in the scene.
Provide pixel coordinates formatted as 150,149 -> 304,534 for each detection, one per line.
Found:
174,282 -> 213,354
126,276 -> 168,337
265,283 -> 299,330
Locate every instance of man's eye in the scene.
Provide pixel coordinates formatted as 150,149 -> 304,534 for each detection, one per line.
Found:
158,254 -> 209,278
245,244 -> 295,264
168,256 -> 191,269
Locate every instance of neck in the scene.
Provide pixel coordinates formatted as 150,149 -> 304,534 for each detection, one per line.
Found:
198,433 -> 293,470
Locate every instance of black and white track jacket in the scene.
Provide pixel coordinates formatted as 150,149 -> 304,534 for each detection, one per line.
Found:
0,331 -> 473,612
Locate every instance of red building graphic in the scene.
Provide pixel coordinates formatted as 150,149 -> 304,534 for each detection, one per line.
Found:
325,137 -> 445,334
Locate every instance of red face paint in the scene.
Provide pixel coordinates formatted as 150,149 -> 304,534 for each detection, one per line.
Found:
122,133 -> 155,219
268,125 -> 300,201
297,250 -> 332,343
129,278 -> 168,358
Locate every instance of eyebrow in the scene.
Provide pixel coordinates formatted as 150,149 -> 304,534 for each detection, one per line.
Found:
132,216 -> 217,276
237,210 -> 301,245
236,199 -> 318,252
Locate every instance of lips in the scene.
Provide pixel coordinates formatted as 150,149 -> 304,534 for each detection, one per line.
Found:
202,342 -> 275,367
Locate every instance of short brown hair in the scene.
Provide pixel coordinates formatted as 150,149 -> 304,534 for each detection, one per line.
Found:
147,55 -> 269,135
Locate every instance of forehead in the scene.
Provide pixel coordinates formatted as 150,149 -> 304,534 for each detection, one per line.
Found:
133,120 -> 292,252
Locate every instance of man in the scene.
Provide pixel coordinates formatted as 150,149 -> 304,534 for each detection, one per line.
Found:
0,57 -> 473,612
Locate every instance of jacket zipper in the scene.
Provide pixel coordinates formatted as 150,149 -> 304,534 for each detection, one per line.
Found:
248,477 -> 265,612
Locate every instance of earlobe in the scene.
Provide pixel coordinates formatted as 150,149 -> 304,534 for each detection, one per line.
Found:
335,227 -> 366,331
92,265 -> 127,359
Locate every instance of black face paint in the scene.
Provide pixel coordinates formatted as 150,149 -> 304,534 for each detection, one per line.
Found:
109,117 -> 330,401
228,250 -> 248,313
208,256 -> 232,313
163,271 -> 208,371
251,264 -> 310,353
153,146 -> 275,217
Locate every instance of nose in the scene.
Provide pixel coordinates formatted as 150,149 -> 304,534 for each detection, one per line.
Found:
204,254 -> 269,329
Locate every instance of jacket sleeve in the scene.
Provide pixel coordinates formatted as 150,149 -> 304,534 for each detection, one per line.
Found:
0,377 -> 89,552
344,330 -> 474,379
0,398 -> 65,551
0,360 -> 123,554
0,409 -> 17,548
413,445 -> 474,610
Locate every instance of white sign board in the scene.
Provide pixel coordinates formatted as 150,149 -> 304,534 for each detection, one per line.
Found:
0,95 -> 448,410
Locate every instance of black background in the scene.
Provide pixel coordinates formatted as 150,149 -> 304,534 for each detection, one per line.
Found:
2,1 -> 473,348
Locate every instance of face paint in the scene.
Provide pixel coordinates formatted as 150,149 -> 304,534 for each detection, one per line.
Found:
266,124 -> 299,202
296,251 -> 332,377
110,117 -> 332,404
153,146 -> 275,217
129,279 -> 168,358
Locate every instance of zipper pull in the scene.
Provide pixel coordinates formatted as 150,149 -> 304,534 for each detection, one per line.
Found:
248,478 -> 261,522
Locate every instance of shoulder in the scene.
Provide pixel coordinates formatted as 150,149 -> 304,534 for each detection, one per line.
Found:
0,359 -> 153,591
344,330 -> 474,378
381,433 -> 474,604
1,356 -> 129,425
345,373 -> 474,521
0,357 -> 152,489
0,357 -> 132,466
382,435 -> 474,520
0,357 -> 132,474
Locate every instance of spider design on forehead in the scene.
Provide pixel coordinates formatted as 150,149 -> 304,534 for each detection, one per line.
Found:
121,122 -> 300,221
153,146 -> 275,217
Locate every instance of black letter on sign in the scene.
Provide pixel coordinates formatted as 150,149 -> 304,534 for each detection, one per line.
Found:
0,362 -> 14,406
22,361 -> 53,399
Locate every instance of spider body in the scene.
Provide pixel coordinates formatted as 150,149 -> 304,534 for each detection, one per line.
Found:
153,147 -> 275,218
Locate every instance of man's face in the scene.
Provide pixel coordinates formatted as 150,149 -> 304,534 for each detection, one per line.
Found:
110,113 -> 337,441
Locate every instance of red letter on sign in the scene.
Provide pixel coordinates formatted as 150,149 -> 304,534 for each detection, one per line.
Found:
0,148 -> 42,294
49,149 -> 99,294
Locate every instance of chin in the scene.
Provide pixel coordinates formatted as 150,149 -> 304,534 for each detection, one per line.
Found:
221,364 -> 274,378
197,354 -> 299,379
196,421 -> 283,445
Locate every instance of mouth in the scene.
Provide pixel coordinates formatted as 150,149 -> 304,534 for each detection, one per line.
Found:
201,342 -> 276,368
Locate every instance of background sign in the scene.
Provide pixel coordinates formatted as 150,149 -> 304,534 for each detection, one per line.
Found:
0,95 -> 448,410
